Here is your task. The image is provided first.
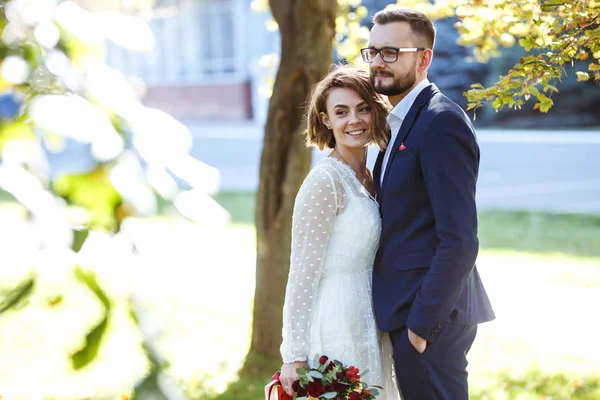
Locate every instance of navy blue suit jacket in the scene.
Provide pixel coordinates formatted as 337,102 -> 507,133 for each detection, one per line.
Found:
373,83 -> 495,343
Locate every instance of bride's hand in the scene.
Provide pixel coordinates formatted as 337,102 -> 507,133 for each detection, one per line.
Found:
280,361 -> 308,396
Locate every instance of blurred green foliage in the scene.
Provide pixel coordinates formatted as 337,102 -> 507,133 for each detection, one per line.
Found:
395,0 -> 600,113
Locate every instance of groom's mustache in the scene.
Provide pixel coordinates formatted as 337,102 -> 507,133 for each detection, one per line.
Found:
373,71 -> 393,77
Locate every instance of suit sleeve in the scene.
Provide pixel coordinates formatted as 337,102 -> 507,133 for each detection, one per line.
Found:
406,110 -> 480,343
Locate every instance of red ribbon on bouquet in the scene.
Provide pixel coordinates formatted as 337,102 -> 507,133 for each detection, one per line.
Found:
265,372 -> 294,400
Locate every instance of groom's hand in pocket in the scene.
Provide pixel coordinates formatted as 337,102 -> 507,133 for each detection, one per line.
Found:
408,328 -> 427,354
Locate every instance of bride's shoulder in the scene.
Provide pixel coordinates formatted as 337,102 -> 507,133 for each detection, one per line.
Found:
305,159 -> 344,183
298,159 -> 345,193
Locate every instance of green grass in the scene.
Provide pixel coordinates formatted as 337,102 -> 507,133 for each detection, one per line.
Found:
205,191 -> 600,400
200,351 -> 281,400
213,190 -> 600,259
213,191 -> 257,225
478,210 -> 600,259
1,190 -> 598,399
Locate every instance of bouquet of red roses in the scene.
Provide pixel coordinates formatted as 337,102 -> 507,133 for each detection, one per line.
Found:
266,354 -> 382,400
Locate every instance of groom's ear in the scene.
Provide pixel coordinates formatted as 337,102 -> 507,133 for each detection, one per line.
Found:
419,48 -> 433,72
320,112 -> 330,129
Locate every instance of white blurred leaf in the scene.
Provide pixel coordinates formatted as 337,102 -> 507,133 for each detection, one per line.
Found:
5,0 -> 57,27
146,166 -> 179,200
1,56 -> 30,84
173,189 -> 230,227
86,64 -> 139,117
1,22 -> 26,45
0,163 -> 72,248
167,154 -> 220,195
55,1 -> 103,44
44,50 -> 71,77
30,94 -> 117,144
91,130 -> 124,162
129,108 -> 192,166
110,152 -> 157,216
34,19 -> 60,48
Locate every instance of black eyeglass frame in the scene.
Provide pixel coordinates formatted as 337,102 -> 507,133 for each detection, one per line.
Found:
360,47 -> 426,63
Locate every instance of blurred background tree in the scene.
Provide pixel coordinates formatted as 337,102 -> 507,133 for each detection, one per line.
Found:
250,0 -> 376,363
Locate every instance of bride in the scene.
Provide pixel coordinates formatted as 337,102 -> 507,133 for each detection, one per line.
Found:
279,65 -> 400,400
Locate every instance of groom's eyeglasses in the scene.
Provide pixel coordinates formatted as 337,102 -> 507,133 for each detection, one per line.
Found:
360,47 -> 425,63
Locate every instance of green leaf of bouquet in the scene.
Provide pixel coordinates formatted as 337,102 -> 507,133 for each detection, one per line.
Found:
322,392 -> 337,399
361,368 -> 369,377
296,397 -> 308,400
313,353 -> 320,366
309,370 -> 323,379
369,388 -> 380,396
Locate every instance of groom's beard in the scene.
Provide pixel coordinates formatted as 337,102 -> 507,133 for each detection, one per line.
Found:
371,64 -> 417,97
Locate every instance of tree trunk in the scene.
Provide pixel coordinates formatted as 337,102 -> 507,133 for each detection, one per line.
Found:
251,0 -> 338,358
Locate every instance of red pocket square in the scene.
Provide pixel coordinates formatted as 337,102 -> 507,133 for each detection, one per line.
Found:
398,142 -> 407,151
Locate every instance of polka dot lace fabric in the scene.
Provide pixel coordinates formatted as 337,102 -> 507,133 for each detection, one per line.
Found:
281,157 -> 400,400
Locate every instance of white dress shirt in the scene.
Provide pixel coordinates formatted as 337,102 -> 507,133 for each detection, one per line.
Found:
380,78 -> 431,185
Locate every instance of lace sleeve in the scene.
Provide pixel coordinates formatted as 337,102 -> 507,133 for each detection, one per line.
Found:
280,165 -> 343,364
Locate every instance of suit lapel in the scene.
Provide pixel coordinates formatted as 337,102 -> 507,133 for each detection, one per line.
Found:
380,84 -> 439,198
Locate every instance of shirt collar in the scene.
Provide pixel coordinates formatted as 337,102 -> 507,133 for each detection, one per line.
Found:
387,78 -> 431,123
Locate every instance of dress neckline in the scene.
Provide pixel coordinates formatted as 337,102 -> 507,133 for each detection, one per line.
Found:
324,157 -> 378,203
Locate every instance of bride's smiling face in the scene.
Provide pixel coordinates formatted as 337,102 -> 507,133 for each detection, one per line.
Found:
320,88 -> 373,150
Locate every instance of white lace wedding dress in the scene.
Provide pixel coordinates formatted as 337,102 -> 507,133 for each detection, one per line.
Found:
280,157 -> 400,400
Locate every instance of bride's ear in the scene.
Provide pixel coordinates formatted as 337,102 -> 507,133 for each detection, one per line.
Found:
320,112 -> 331,130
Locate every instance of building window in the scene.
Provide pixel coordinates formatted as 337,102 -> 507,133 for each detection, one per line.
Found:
106,0 -> 247,85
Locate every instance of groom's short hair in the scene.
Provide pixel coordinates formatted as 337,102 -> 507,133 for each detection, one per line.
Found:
373,7 -> 436,50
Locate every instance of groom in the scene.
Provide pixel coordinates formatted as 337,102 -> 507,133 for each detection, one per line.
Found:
366,7 -> 495,399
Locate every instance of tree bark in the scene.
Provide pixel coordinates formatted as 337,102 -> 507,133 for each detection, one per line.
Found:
251,0 -> 338,358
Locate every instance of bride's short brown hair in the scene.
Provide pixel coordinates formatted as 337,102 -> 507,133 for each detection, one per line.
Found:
305,64 -> 391,151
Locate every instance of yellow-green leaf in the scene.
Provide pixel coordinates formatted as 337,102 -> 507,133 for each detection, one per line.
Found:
70,266 -> 111,370
0,276 -> 35,315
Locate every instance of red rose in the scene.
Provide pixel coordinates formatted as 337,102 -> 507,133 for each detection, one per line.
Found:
319,355 -> 329,365
349,392 -> 361,400
333,382 -> 348,393
336,372 -> 345,380
292,380 -> 307,397
364,389 -> 371,396
307,380 -> 326,397
325,361 -> 335,372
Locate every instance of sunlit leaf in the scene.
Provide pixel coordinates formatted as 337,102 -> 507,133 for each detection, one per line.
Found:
576,71 -> 590,81
71,226 -> 89,253
70,266 -> 111,370
53,167 -> 122,230
29,94 -> 118,144
0,276 -> 35,315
